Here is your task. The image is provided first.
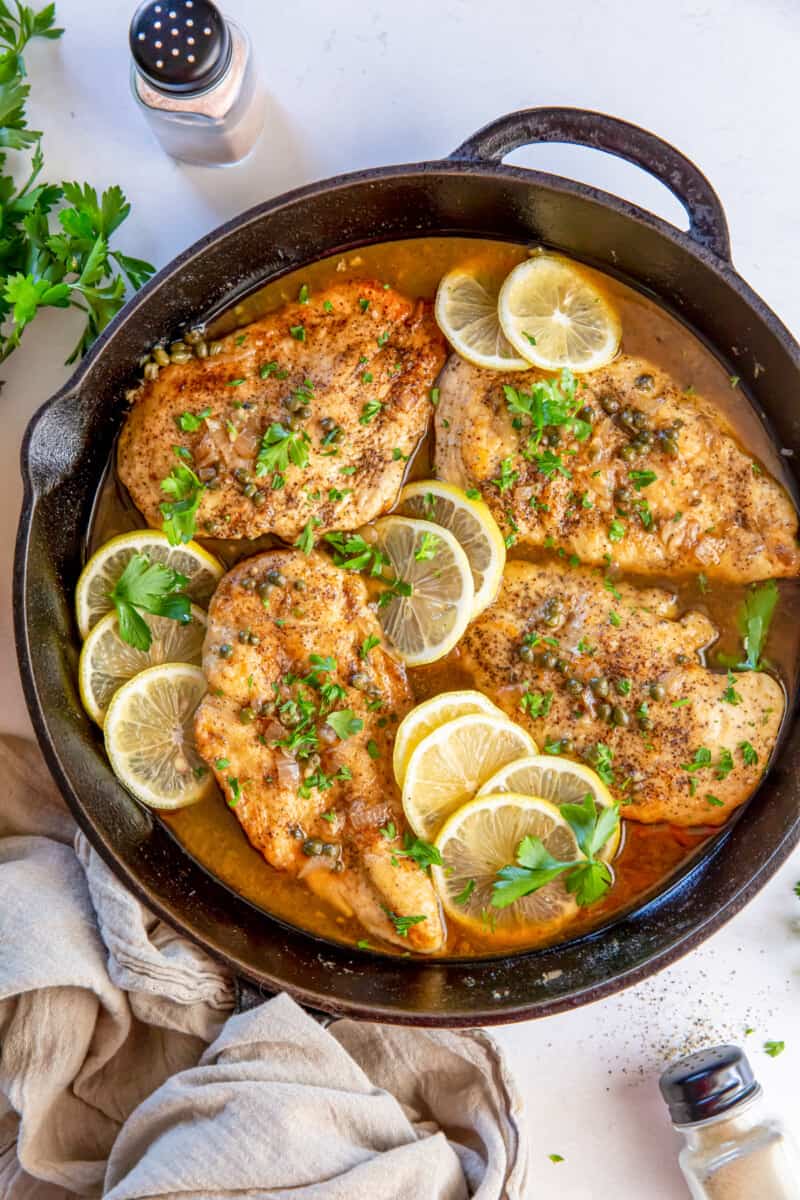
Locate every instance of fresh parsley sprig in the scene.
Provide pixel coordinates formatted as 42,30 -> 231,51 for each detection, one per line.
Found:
0,4 -> 154,363
109,552 -> 191,651
718,579 -> 779,671
491,794 -> 620,910
160,460 -> 205,545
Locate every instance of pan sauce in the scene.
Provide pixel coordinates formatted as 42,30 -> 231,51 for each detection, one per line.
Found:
90,237 -> 800,957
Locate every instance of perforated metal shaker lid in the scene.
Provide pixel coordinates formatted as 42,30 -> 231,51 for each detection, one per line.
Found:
129,0 -> 231,95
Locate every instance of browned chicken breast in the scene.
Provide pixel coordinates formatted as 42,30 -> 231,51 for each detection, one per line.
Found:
118,280 -> 446,543
194,548 -> 444,952
454,560 -> 784,826
435,354 -> 800,582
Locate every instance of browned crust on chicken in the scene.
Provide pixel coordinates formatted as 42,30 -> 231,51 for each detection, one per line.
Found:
194,548 -> 444,952
454,559 -> 784,826
118,280 -> 446,543
435,354 -> 800,582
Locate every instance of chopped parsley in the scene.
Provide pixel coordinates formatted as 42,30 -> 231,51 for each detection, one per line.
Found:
326,708 -> 364,740
519,689 -> 553,718
629,469 -> 657,490
256,423 -> 310,476
294,516 -> 320,554
492,456 -> 519,493
359,399 -> 383,424
381,907 -> 427,937
160,459 -> 205,544
764,1040 -> 785,1058
739,740 -> 758,766
289,324 -> 305,341
608,519 -> 625,543
454,879 -> 476,906
722,671 -> 742,705
176,406 -> 211,432
360,634 -> 381,659
414,530 -> 440,561
608,611 -> 621,627
393,834 -> 443,871
429,386 -> 440,406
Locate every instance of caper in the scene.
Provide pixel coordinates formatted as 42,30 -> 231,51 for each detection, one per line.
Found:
614,487 -> 633,507
234,467 -> 250,484
518,644 -> 535,663
286,393 -> 305,413
302,838 -> 324,857
632,409 -> 649,430
560,737 -> 575,754
238,629 -> 250,643
619,407 -> 638,432
290,825 -> 305,840
541,652 -> 557,670
209,340 -> 224,356
620,443 -> 637,460
198,465 -> 218,483
590,676 -> 609,698
252,489 -> 266,507
321,842 -> 339,858
634,429 -> 654,446
257,699 -> 275,716
194,340 -> 209,358
267,569 -> 287,587
566,678 -> 583,695
577,405 -> 595,423
243,482 -> 256,498
635,373 -> 654,391
675,653 -> 689,665
597,702 -> 612,721
555,658 -> 569,674
206,479 -> 220,491
143,361 -> 160,381
289,415 -> 304,431
638,716 -> 653,730
258,581 -> 274,600
294,579 -> 306,591
218,643 -> 233,658
184,327 -> 205,345
239,706 -> 256,724
612,706 -> 630,727
649,682 -> 666,701
240,577 -> 256,591
319,416 -> 336,432
153,345 -> 170,366
170,349 -> 192,364
350,671 -> 372,691
601,395 -> 620,415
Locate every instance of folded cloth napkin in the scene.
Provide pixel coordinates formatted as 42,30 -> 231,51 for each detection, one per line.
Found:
0,735 -> 529,1199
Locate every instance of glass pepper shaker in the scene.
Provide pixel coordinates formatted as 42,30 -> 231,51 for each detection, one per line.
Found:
660,1044 -> 800,1199
129,0 -> 265,166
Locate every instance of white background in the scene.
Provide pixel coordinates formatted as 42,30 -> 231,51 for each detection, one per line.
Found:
2,1 -> 799,1195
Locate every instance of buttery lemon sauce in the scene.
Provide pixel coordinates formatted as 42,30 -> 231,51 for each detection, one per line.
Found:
89,237 -> 800,957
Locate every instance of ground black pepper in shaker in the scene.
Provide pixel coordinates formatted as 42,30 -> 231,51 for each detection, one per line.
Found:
660,1045 -> 800,1199
129,0 -> 265,166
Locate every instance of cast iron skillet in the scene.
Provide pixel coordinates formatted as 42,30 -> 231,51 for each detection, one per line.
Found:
15,108 -> 800,1025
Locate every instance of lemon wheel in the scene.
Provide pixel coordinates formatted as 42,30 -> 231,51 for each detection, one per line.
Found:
79,604 -> 207,727
75,530 -> 223,639
498,253 -> 621,373
433,793 -> 583,935
369,516 -> 474,667
477,754 -> 621,862
435,268 -> 529,371
396,481 -> 505,618
103,663 -> 213,810
402,712 -> 536,840
392,689 -> 503,788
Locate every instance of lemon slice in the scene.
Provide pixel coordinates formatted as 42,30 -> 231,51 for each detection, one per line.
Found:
477,754 -> 621,862
392,689 -> 503,788
435,268 -> 529,371
369,516 -> 474,667
79,604 -> 207,727
104,663 -> 212,809
498,253 -> 621,373
402,712 -> 536,839
396,481 -> 505,618
76,531 -> 223,639
433,793 -> 582,934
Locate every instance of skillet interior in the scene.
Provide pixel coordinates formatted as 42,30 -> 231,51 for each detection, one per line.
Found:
15,112 -> 800,1024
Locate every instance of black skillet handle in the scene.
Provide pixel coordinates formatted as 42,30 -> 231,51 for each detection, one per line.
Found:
449,106 -> 732,262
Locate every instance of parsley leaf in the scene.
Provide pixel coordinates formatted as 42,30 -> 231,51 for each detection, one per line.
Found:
326,708 -> 364,740
160,459 -> 205,544
519,689 -> 553,718
255,423 -> 310,477
764,1040 -> 785,1058
381,906 -> 426,937
176,407 -> 211,432
722,671 -> 742,705
739,740 -> 758,767
414,530 -> 439,561
394,833 -> 443,871
110,552 -> 190,651
294,516 -> 320,554
629,469 -> 657,490
359,634 -> 381,659
718,580 -> 779,671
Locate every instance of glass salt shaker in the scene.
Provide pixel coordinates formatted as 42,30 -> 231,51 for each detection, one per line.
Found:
660,1044 -> 800,1200
129,0 -> 265,166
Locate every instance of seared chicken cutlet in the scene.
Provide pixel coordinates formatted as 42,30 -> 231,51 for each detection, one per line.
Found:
454,560 -> 783,826
435,354 -> 799,582
194,549 -> 444,953
119,280 -> 446,543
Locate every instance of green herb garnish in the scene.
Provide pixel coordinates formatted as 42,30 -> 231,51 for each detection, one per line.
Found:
160,459 -> 205,544
109,552 -> 190,651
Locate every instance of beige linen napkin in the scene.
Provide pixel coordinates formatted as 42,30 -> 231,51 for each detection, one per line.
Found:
0,736 -> 528,1199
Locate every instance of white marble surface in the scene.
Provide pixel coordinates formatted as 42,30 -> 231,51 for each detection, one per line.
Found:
3,1 -> 800,1194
